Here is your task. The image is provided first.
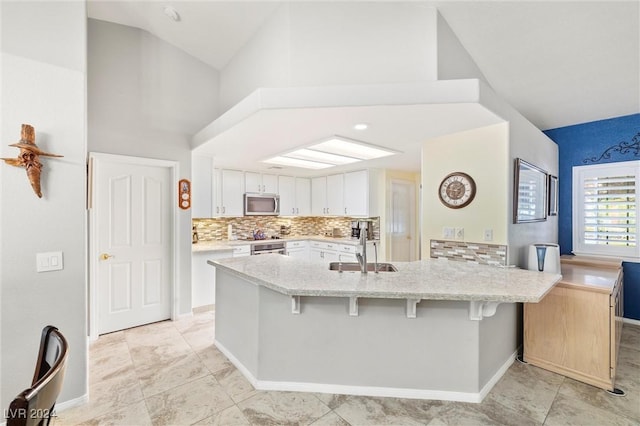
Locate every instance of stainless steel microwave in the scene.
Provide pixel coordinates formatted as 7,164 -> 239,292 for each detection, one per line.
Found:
244,193 -> 280,216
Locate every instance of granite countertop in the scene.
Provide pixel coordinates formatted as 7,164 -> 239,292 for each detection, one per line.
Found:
192,236 -> 376,252
209,254 -> 561,303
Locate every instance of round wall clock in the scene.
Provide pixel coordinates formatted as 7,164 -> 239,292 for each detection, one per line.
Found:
438,172 -> 476,209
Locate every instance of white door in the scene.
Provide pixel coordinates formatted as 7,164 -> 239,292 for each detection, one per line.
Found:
92,154 -> 173,335
390,179 -> 416,261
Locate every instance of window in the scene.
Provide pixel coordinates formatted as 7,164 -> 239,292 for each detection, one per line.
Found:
573,160 -> 639,259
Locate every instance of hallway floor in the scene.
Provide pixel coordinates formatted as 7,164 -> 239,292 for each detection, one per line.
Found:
55,310 -> 640,425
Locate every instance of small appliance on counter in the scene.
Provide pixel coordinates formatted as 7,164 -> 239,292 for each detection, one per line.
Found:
351,221 -> 360,238
526,243 -> 560,273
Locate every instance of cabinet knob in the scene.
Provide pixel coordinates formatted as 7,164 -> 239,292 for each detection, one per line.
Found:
100,253 -> 114,261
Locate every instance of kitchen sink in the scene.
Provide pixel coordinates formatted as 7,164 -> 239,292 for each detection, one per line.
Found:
328,262 -> 397,272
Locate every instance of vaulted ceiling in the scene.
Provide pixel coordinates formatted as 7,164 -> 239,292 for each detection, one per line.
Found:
88,1 -> 639,132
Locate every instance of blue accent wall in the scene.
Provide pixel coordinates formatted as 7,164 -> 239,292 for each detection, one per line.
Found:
544,113 -> 640,320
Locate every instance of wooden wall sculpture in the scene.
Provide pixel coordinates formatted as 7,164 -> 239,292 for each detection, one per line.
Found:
1,124 -> 63,198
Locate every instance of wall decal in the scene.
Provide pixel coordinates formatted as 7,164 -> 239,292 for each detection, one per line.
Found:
582,131 -> 640,164
1,124 -> 63,198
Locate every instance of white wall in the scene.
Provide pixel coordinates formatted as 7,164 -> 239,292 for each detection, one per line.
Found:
422,123 -> 510,252
478,84 -> 559,266
1,0 -> 87,407
88,19 -> 219,315
219,3 -> 438,114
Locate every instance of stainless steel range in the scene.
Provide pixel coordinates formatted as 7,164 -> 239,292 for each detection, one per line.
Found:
250,242 -> 286,255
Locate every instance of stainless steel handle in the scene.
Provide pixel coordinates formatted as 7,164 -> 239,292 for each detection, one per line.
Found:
345,208 -> 347,214
274,198 -> 279,214
222,206 -> 226,214
216,206 -> 219,214
296,208 -> 299,214
292,208 -> 295,214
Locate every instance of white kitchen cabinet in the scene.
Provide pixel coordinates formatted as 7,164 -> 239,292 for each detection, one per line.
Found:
309,241 -> 339,263
191,155 -> 214,218
311,176 -> 327,216
220,170 -> 245,216
192,249 -> 233,307
286,240 -> 309,260
295,177 -> 311,216
326,174 -> 344,216
245,172 -> 278,194
338,244 -> 358,262
312,174 -> 344,216
279,176 -> 311,216
344,170 -> 368,217
232,245 -> 250,257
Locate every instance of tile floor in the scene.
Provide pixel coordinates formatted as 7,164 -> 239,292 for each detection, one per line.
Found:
55,310 -> 640,425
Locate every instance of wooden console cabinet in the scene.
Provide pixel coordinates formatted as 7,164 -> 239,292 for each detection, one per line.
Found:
524,256 -> 623,391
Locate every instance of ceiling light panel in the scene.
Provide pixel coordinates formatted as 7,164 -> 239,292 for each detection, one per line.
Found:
286,148 -> 360,165
310,137 -> 396,160
263,156 -> 334,170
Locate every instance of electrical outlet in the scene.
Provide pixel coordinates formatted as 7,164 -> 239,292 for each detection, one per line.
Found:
455,228 -> 464,240
484,229 -> 493,241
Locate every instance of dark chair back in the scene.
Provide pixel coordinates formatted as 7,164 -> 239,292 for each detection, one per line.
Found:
6,326 -> 69,426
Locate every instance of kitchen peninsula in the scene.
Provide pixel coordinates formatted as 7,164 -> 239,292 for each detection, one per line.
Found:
209,254 -> 560,402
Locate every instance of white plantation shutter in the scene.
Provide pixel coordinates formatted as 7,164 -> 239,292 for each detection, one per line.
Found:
573,160 -> 639,259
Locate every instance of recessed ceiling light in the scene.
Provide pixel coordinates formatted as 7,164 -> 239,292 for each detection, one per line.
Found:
164,6 -> 181,22
353,123 -> 368,130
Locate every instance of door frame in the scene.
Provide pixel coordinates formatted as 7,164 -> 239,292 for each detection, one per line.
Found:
388,178 -> 417,262
88,152 -> 178,340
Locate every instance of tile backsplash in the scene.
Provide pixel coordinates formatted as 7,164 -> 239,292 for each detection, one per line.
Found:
193,216 -> 380,241
430,239 -> 507,266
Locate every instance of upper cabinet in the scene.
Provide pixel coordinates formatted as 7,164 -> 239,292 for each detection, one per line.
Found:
312,170 -> 378,218
279,176 -> 311,216
245,172 -> 278,194
326,174 -> 344,216
312,174 -> 344,216
220,169 -> 245,216
344,170 -> 368,217
193,154 -> 378,219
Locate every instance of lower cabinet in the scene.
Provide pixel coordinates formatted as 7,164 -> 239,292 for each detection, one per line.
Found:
192,250 -> 233,308
524,256 -> 623,391
309,241 -> 339,263
286,241 -> 308,259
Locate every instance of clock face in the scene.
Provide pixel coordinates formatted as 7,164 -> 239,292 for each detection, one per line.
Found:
438,172 -> 476,209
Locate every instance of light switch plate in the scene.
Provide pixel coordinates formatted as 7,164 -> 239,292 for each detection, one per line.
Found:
455,228 -> 464,240
443,227 -> 455,239
484,229 -> 493,241
36,251 -> 63,272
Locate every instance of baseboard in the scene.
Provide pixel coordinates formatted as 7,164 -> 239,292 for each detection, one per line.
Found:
214,339 -> 511,404
193,304 -> 215,314
55,393 -> 88,412
477,350 -> 517,402
623,318 -> 640,326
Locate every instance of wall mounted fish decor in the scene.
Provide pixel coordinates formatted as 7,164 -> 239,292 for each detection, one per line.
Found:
1,124 -> 63,198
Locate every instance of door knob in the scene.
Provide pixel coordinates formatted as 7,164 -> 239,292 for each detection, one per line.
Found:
100,253 -> 114,260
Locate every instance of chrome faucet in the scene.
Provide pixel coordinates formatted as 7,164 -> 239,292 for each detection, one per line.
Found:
355,229 -> 367,273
